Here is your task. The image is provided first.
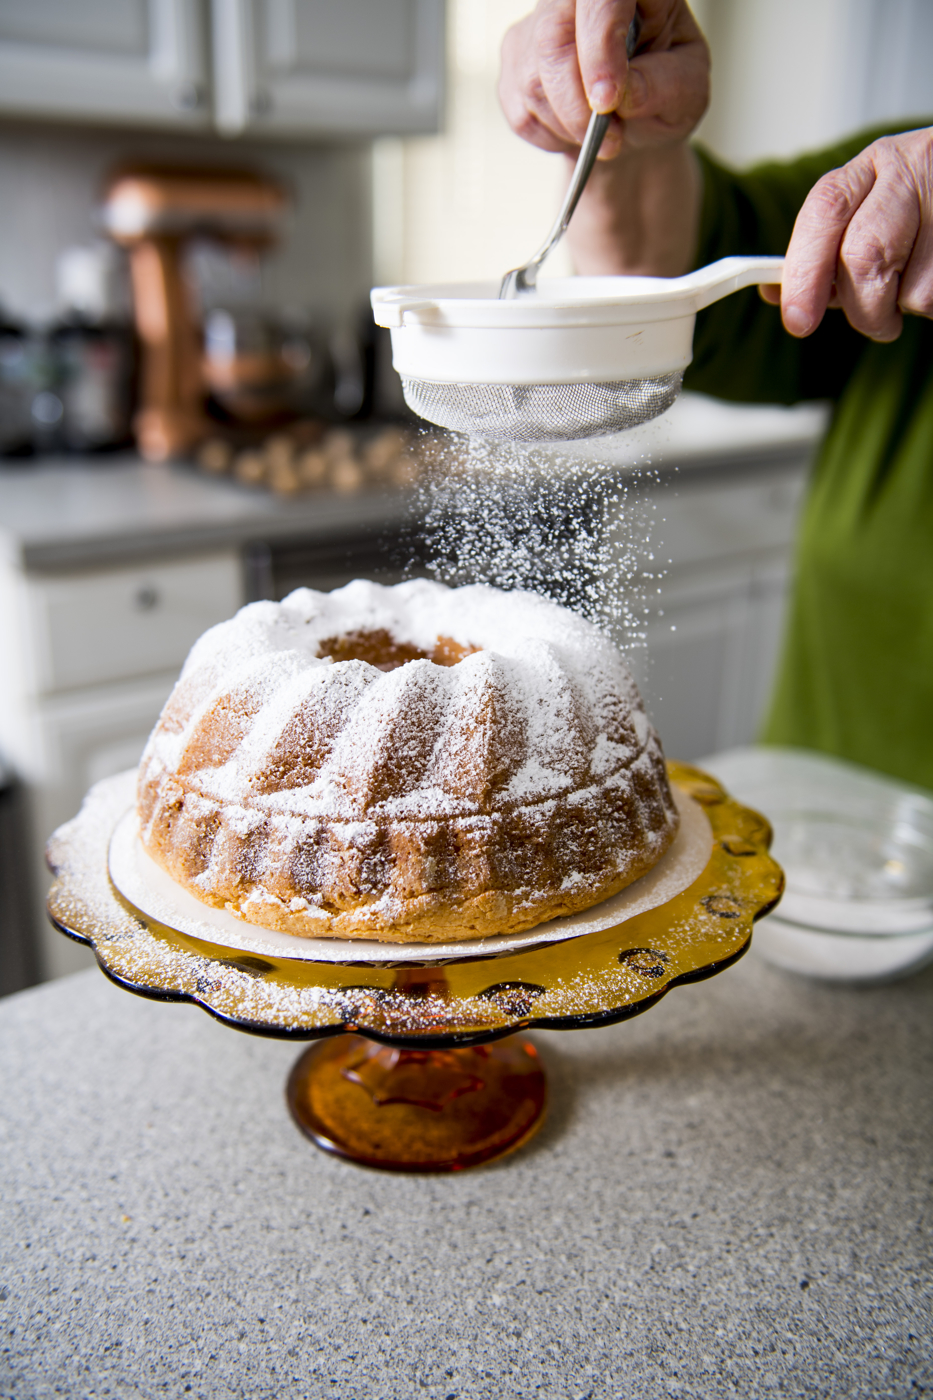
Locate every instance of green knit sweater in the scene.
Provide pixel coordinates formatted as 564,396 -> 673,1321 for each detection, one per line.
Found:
684,125 -> 933,790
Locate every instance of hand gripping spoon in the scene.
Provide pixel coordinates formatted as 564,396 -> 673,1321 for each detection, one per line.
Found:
500,11 -> 642,299
371,29 -> 784,441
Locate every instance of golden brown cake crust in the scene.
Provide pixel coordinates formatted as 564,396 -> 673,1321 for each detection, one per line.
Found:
137,580 -> 679,943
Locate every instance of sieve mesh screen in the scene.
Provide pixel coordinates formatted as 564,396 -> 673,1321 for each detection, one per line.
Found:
400,373 -> 683,441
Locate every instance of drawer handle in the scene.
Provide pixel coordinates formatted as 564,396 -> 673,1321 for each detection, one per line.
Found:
135,585 -> 160,612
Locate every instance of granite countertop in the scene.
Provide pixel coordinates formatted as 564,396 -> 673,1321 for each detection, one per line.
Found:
1,949 -> 929,1399
0,396 -> 828,573
0,455 -> 419,573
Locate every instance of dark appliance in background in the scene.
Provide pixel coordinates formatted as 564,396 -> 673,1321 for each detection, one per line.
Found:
0,312 -> 34,456
0,246 -> 135,458
243,524 -> 431,604
49,329 -> 134,454
48,243 -> 135,452
0,757 -> 40,997
352,305 -> 414,425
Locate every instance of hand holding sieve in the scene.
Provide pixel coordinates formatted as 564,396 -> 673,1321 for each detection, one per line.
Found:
371,8 -> 785,443
372,257 -> 785,441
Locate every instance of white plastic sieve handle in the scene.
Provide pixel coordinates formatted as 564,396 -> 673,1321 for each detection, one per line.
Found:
679,255 -> 784,312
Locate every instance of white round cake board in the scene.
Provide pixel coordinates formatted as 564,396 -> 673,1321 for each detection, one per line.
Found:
108,786 -> 711,965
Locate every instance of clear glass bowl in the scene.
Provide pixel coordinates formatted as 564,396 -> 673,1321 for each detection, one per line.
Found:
703,747 -> 933,936
770,802 -> 933,934
700,747 -> 933,983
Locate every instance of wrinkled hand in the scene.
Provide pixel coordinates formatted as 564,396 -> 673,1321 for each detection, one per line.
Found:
762,128 -> 933,342
499,0 -> 709,161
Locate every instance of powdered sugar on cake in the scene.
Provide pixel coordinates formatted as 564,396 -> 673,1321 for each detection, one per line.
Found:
136,579 -> 679,943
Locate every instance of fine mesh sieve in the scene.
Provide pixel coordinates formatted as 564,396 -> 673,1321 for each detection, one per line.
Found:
400,373 -> 683,442
372,257 -> 785,443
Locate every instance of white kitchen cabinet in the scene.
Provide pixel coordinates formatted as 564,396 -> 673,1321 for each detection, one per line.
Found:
24,553 -> 244,695
614,456 -> 809,763
0,548 -> 244,982
211,0 -> 444,137
0,0 -> 444,137
28,673 -> 185,980
0,0 -> 210,128
632,555 -> 794,761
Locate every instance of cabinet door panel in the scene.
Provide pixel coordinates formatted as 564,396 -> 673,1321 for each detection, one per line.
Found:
648,464 -> 806,572
0,1 -> 149,55
29,673 -> 180,981
26,552 -> 242,695
726,560 -> 792,749
273,0 -> 412,80
0,0 -> 209,127
608,456 -> 806,762
633,558 -> 794,764
636,579 -> 749,763
213,0 -> 443,136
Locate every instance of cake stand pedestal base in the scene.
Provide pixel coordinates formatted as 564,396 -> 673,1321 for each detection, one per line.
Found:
47,763 -> 783,1174
286,1034 -> 547,1173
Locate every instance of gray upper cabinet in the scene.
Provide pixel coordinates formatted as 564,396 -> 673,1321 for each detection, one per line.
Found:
0,0 -> 210,127
211,0 -> 444,138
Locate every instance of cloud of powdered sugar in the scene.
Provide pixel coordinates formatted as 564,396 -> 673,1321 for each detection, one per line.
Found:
402,432 -> 665,655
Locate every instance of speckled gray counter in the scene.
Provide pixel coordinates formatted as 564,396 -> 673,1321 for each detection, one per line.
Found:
1,949 -> 930,1400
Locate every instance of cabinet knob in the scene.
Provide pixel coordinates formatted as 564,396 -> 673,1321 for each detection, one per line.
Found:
171,82 -> 203,112
135,585 -> 160,612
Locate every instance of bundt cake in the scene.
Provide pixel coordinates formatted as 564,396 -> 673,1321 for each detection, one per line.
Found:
137,579 -> 678,943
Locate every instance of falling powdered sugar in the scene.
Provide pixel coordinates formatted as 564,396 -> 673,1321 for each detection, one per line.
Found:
403,432 -> 664,653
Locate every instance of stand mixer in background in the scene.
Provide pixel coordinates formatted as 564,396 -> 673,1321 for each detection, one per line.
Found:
102,166 -> 287,461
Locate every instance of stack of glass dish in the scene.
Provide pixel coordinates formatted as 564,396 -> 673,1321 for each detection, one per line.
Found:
701,746 -> 933,983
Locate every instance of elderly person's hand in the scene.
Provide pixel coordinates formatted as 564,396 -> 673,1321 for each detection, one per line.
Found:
760,127 -> 933,343
499,0 -> 709,160
499,2 -> 710,276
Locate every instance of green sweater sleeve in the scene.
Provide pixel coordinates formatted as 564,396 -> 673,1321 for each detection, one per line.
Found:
683,122 -> 929,405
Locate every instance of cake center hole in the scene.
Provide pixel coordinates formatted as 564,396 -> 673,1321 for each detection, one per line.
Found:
318,628 -> 478,673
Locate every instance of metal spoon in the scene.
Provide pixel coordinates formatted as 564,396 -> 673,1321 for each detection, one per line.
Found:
500,9 -> 643,299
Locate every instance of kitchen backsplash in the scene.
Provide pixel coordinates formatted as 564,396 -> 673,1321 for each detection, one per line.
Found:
0,120 -> 373,328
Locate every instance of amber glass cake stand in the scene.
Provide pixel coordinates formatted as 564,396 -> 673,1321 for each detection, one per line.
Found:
46,763 -> 782,1173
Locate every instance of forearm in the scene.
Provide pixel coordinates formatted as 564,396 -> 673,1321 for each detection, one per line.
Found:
565,140 -> 703,276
